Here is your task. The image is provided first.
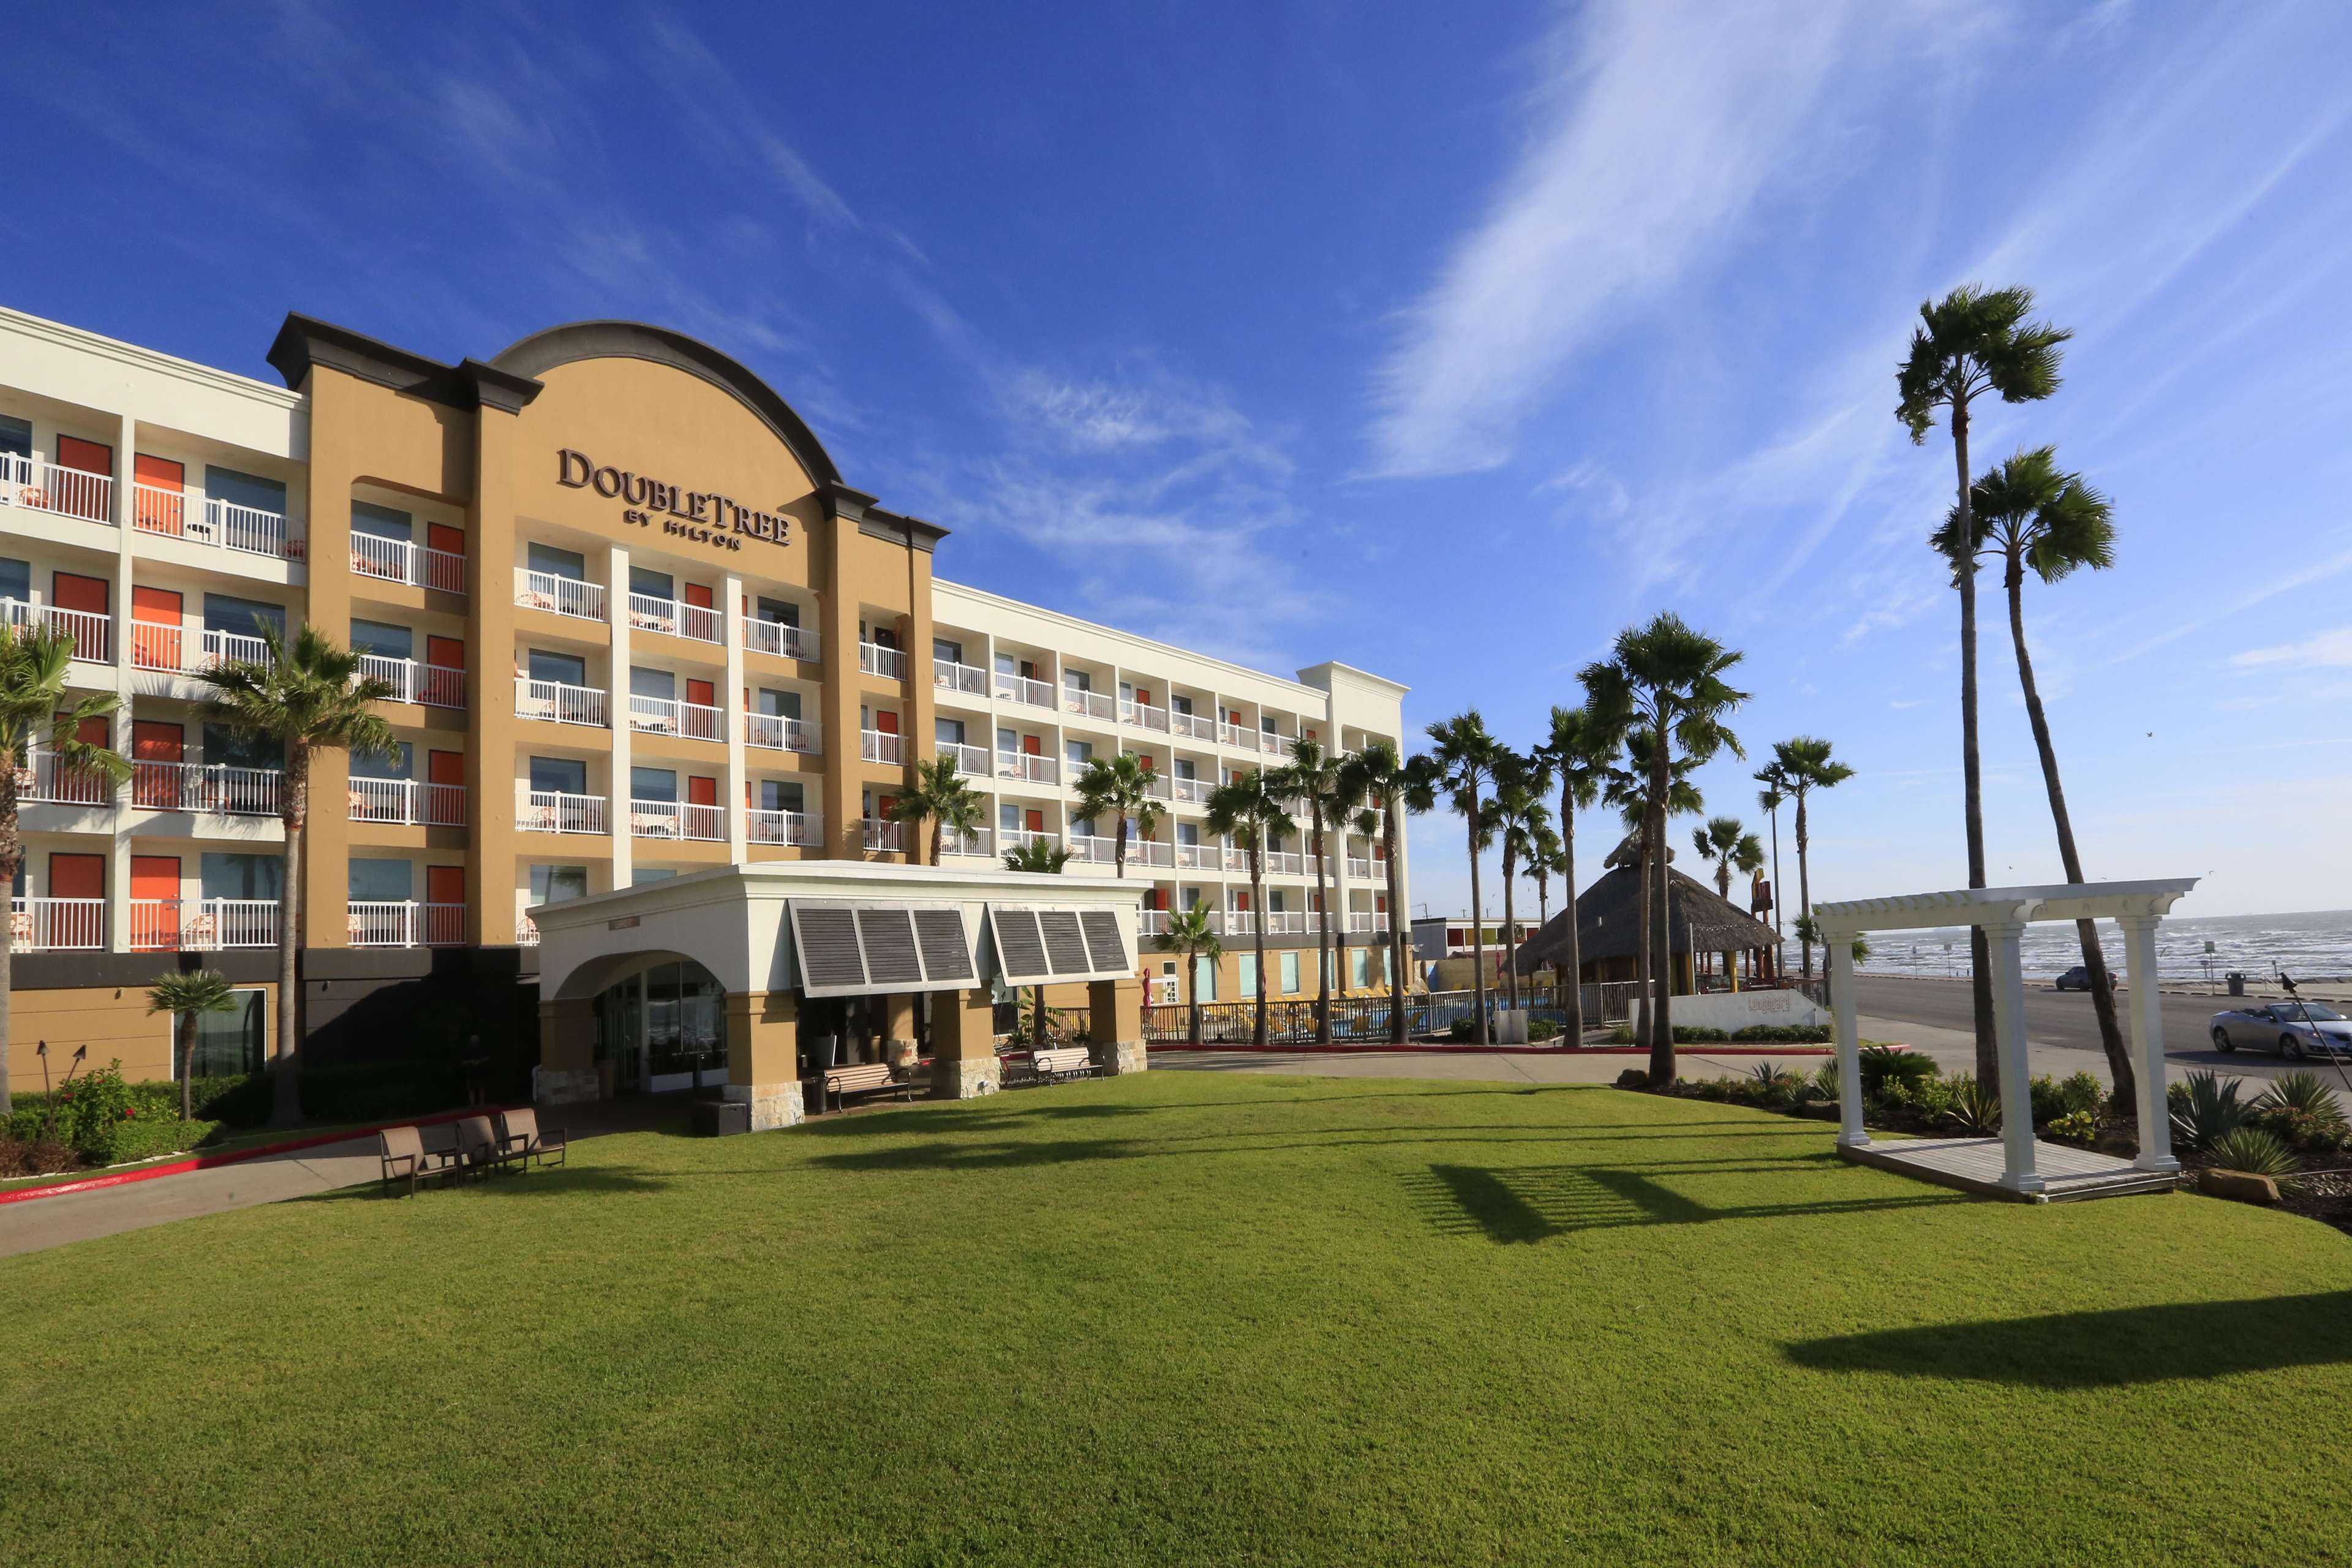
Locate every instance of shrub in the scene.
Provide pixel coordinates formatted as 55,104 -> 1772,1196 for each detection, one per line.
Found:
1613,1068 -> 1649,1090
2047,1108 -> 2100,1145
2059,1072 -> 2103,1117
1605,1025 -> 1635,1046
1526,1018 -> 1559,1042
2027,1076 -> 2068,1128
1943,1074 -> 2001,1134
2206,1126 -> 2304,1196
2169,1071 -> 2252,1153
2253,1072 -> 2348,1153
1672,1026 -> 1730,1044
1729,1024 -> 1833,1044
1808,1062 -> 1840,1101
1448,1017 -> 1479,1043
1858,1044 -> 1938,1095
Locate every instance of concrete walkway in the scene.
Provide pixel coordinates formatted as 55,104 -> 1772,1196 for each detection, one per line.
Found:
0,1134 -> 387,1261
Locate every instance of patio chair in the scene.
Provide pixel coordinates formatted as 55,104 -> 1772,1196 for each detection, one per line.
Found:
495,1107 -> 567,1170
379,1125 -> 459,1196
452,1114 -> 516,1177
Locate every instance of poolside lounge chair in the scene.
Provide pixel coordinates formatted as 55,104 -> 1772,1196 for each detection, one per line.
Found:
379,1125 -> 459,1196
496,1107 -> 567,1170
453,1115 -> 515,1177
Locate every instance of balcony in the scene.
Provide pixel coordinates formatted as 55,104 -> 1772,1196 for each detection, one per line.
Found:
1132,839 -> 1175,868
1346,856 -> 1376,880
932,742 -> 986,777
516,912 -> 541,948
1140,772 -> 1172,801
1139,910 -> 1171,936
1169,776 -> 1211,804
515,677 -> 608,727
1218,722 -> 1261,751
629,799 -> 725,842
2,451 -> 114,527
1223,846 -> 1252,873
348,901 -> 465,948
748,807 -> 821,846
1170,710 -> 1216,742
132,483 -> 301,560
1068,834 -> 1118,865
349,777 -> 466,827
352,534 -> 464,594
859,641 -> 908,680
744,712 -> 820,754
17,750 -> 115,809
517,790 -> 607,834
1174,843 -> 1214,870
629,694 -> 725,742
1263,851 -> 1305,876
941,826 -> 993,858
1262,734 -> 1298,760
1121,699 -> 1170,733
513,568 -> 606,622
1224,910 -> 1257,935
1348,913 -> 1392,935
861,729 -> 903,765
2,599 -> 110,663
996,671 -> 1053,708
1063,687 -> 1114,723
860,818 -> 904,852
997,751 -> 1058,785
132,622 -> 274,678
360,654 -> 464,709
934,659 -> 988,698
129,899 -> 278,951
627,592 -> 721,645
1001,827 -> 1058,856
742,617 -> 817,662
9,897 -> 105,950
130,760 -> 281,816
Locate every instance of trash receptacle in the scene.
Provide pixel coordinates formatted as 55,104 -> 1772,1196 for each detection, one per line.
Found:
2226,972 -> 2246,997
691,1098 -> 749,1137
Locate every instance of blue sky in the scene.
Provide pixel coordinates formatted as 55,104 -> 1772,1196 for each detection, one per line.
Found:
6,1 -> 2349,920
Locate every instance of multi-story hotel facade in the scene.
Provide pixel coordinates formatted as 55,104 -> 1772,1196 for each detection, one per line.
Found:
0,304 -> 1409,1093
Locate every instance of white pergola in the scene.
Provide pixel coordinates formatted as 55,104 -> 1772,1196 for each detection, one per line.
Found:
1813,878 -> 2197,1197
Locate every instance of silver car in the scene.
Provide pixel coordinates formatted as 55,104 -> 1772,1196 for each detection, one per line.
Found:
2209,1001 -> 2352,1059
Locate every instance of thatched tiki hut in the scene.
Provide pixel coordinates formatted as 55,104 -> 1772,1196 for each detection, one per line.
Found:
1511,854 -> 1782,995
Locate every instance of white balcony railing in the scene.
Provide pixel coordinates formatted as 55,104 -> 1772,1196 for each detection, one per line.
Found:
934,659 -> 988,698
1223,846 -> 1253,873
1063,687 -> 1115,722
1224,910 -> 1258,935
2,599 -> 110,662
0,453 -> 113,527
744,712 -> 820,754
1170,776 -> 1211,804
515,912 -> 541,948
630,799 -> 725,842
129,899 -> 278,950
941,826 -> 993,858
996,672 -> 1054,708
630,695 -> 725,742
627,592 -> 720,644
1170,710 -> 1216,741
1218,722 -> 1260,751
352,534 -> 465,594
940,742 -> 989,777
515,677 -> 608,728
860,641 -> 908,680
1001,828 -> 1058,855
1121,699 -> 1170,733
742,618 -> 817,662
747,807 -> 821,846
1174,843 -> 1214,870
9,896 -> 106,950
1348,913 -> 1391,934
998,751 -> 1058,785
861,818 -> 903,852
348,777 -> 466,826
1068,834 -> 1118,865
861,729 -> 903,764
1139,910 -> 1171,937
1264,851 -> 1305,876
130,623 -> 275,677
130,760 -> 281,816
517,790 -> 607,834
17,750 -> 115,809
1264,911 -> 1307,935
348,901 -> 465,948
1346,856 -> 1376,880
1262,734 -> 1298,760
360,654 -> 464,709
513,568 -> 606,621
130,482 -> 300,560
1133,839 -> 1175,868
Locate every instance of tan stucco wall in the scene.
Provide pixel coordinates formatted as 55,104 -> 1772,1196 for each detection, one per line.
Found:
6,983 -> 276,1095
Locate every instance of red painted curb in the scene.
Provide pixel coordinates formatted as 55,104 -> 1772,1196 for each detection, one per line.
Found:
0,1103 -> 522,1206
1145,1044 -> 1835,1057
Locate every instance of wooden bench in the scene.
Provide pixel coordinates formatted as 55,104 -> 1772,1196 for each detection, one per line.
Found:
1032,1046 -> 1098,1084
821,1060 -> 918,1113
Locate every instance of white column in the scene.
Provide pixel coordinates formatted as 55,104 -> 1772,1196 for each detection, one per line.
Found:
108,412 -> 137,953
1828,926 -> 1867,1147
2119,913 -> 2180,1174
1985,918 -> 2043,1193
723,572 -> 747,861
608,545 -> 632,890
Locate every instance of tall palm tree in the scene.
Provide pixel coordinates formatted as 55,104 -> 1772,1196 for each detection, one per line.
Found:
1272,739 -> 1347,1044
1156,905 -> 1224,1047
1426,711 -> 1506,1045
1490,750 -> 1553,1016
148,968 -> 238,1123
1536,703 -> 1619,1041
1691,816 -> 1765,988
1582,616 -> 1747,1085
1338,743 -> 1437,1044
1003,832 -> 1073,1047
0,625 -> 128,1115
1898,282 -> 2071,1085
889,755 -> 986,864
1772,737 -> 1854,987
1935,445 -> 2133,1103
1602,730 -> 1703,1048
1205,767 -> 1289,1048
1753,761 -> 1792,979
199,625 -> 397,1127
1072,751 -> 1163,880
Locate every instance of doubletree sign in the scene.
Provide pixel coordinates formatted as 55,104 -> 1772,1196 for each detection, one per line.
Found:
556,448 -> 793,554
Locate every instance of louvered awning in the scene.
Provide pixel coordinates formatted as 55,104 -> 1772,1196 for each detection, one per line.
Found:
987,904 -> 1134,986
788,899 -> 981,998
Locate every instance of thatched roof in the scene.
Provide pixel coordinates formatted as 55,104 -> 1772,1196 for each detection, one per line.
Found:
1512,862 -> 1777,976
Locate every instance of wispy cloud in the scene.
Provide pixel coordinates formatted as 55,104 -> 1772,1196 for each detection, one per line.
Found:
2230,628 -> 2352,673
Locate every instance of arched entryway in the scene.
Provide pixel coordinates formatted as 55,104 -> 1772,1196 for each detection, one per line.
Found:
594,957 -> 726,1095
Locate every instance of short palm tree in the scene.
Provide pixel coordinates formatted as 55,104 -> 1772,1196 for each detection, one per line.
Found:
198,625 -> 397,1127
1205,767 -> 1290,1048
148,968 -> 238,1122
1936,445 -> 2134,1103
1771,737 -> 1853,987
1338,743 -> 1438,1043
1156,904 -> 1224,1046
1426,711 -> 1506,1045
1535,703 -> 1620,1041
1528,824 -> 1567,938
1898,282 -> 2070,1086
1583,616 -> 1747,1085
1002,833 -> 1072,1047
890,755 -> 986,864
1071,752 -> 1164,880
1273,739 -> 1349,1043
1752,761 -> 1793,978
1692,816 -> 1765,988
1490,750 -> 1553,1015
0,624 -> 129,1115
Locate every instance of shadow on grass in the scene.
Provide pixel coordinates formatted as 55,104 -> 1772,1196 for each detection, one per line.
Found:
307,1168 -> 674,1205
1406,1162 -> 1961,1243
1785,1292 -> 2352,1387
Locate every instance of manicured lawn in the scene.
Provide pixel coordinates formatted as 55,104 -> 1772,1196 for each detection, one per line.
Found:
3,1072 -> 2348,1566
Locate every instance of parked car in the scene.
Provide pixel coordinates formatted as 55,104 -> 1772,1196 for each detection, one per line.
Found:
2054,965 -> 2117,992
2208,1001 -> 2352,1059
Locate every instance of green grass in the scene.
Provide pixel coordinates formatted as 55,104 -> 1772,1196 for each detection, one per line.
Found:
3,1072 -> 2348,1566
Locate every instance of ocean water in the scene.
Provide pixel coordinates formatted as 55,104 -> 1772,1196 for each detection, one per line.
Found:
1782,909 -> 2352,985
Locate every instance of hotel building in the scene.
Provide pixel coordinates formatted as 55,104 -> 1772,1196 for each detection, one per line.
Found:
0,304 -> 1408,1095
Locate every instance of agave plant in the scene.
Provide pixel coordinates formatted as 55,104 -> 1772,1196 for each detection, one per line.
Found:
2253,1071 -> 2349,1152
1858,1043 -> 1939,1095
2205,1125 -> 2304,1196
1943,1073 -> 2002,1135
2169,1070 -> 2252,1153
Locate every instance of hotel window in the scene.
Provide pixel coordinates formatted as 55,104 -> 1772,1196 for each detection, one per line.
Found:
352,500 -> 412,541
349,858 -> 413,903
1173,758 -> 1196,781
349,741 -> 414,782
206,466 -> 285,519
755,595 -> 797,627
529,756 -> 589,796
998,803 -> 1022,834
1175,823 -> 1199,848
351,619 -> 412,661
1071,816 -> 1097,839
530,865 -> 589,904
527,649 -> 588,687
200,851 -> 281,902
1065,669 -> 1092,693
755,779 -> 803,812
1169,694 -> 1194,717
0,556 -> 30,606
1237,954 -> 1257,995
1351,949 -> 1371,987
633,867 -> 678,886
631,766 -> 678,803
630,667 -> 676,700
205,722 -> 284,771
934,637 -> 963,665
996,726 -> 1017,755
1066,739 -> 1093,771
1194,956 -> 1216,1001
1280,952 -> 1300,995
936,717 -> 965,747
179,990 -> 265,1079
0,414 -> 29,462
630,565 -> 675,600
753,687 -> 800,719
1181,888 -> 1204,910
205,593 -> 285,644
528,542 -> 586,580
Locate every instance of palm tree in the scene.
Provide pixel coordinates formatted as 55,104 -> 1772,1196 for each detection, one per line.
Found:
1691,816 -> 1765,989
1602,729 -> 1703,1049
0,625 -> 129,1115
1898,282 -> 2071,1085
198,625 -> 397,1127
1156,905 -> 1224,1047
1753,761 -> 1792,980
1426,711 -> 1506,1045
1490,750 -> 1553,1016
1003,832 -> 1072,1047
1772,737 -> 1854,988
1206,767 -> 1291,1048
148,968 -> 238,1122
1936,445 -> 2133,1104
1072,752 -> 1163,880
889,755 -> 986,864
1528,824 -> 1566,939
1272,739 -> 1347,1044
1582,616 -> 1747,1085
1535,703 -> 1620,1042
1339,743 -> 1438,1043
